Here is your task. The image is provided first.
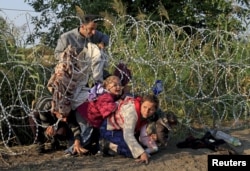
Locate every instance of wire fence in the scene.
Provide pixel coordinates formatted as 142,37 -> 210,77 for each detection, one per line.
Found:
0,12 -> 250,155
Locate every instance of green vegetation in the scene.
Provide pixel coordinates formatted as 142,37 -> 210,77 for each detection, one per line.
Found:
24,0 -> 250,47
0,1 -> 250,146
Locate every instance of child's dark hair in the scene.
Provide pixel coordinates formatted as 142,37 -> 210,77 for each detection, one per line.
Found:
166,111 -> 178,125
141,94 -> 159,109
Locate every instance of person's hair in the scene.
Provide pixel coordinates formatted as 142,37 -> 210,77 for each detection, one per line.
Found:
141,94 -> 159,109
81,14 -> 101,24
166,111 -> 178,125
103,69 -> 111,80
103,75 -> 121,88
146,122 -> 157,135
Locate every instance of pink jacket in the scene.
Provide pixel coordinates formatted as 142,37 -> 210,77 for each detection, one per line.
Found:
77,92 -> 118,128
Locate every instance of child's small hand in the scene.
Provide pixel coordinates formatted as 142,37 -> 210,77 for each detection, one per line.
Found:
150,134 -> 157,141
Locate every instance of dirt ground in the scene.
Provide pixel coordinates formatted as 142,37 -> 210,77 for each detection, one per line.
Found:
0,128 -> 250,171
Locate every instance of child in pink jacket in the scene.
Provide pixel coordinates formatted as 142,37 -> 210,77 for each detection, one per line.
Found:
65,75 -> 123,155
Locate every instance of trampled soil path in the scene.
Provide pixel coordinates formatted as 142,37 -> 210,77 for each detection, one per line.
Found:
0,128 -> 249,171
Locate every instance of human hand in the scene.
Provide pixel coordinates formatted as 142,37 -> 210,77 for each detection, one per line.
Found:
45,126 -> 56,137
53,111 -> 67,122
150,134 -> 157,141
135,152 -> 149,164
97,42 -> 105,49
72,139 -> 89,155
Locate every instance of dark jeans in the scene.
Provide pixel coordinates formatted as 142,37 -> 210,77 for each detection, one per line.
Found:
100,119 -> 133,158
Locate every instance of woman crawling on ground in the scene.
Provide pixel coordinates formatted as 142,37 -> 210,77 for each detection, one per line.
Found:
99,94 -> 159,164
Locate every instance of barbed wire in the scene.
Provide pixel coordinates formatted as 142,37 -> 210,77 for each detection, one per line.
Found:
0,12 -> 250,155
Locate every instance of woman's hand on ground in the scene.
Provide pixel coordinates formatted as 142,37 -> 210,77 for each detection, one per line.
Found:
73,139 -> 88,155
135,152 -> 149,164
